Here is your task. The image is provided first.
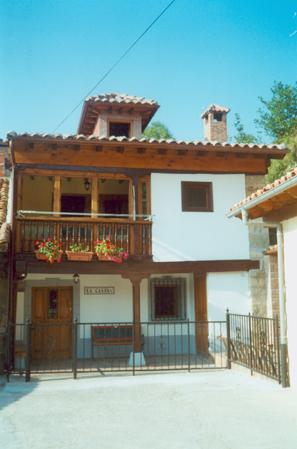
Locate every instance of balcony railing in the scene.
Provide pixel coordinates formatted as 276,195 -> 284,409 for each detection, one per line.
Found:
15,214 -> 152,258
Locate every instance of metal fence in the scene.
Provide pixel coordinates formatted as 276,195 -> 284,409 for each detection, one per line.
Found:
227,312 -> 281,383
5,320 -> 227,380
4,313 -> 285,384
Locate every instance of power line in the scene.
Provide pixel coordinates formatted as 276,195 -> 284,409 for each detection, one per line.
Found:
53,0 -> 177,133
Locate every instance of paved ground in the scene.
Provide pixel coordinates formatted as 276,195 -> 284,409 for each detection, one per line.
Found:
0,370 -> 297,449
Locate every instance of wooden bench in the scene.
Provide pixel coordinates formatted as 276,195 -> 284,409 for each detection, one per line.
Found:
91,325 -> 134,359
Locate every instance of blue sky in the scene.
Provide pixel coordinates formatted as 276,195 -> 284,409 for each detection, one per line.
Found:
0,0 -> 296,142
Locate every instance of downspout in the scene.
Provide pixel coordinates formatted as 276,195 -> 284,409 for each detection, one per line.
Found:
241,207 -> 289,387
276,223 -> 289,387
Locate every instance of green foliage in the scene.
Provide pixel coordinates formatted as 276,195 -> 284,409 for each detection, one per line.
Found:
255,81 -> 297,142
255,82 -> 297,182
266,135 -> 297,183
69,243 -> 90,252
142,121 -> 174,140
233,113 -> 258,144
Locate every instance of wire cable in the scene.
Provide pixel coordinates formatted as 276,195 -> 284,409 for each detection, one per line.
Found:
53,0 -> 176,132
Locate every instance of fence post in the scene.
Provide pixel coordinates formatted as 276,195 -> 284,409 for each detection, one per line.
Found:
275,316 -> 281,384
187,319 -> 191,373
226,309 -> 231,369
25,320 -> 31,382
5,322 -> 12,382
132,324 -> 135,376
248,313 -> 253,376
72,319 -> 78,379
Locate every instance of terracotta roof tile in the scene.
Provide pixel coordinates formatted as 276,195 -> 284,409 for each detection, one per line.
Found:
0,177 -> 10,250
7,132 -> 286,152
231,165 -> 297,212
85,92 -> 158,106
201,104 -> 230,119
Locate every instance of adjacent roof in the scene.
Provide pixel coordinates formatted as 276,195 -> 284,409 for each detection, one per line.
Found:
0,177 -> 10,251
85,93 -> 158,106
231,166 -> 297,212
201,104 -> 230,119
78,92 -> 159,135
7,131 -> 286,152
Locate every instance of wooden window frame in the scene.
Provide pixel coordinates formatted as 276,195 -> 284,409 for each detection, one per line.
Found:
150,277 -> 186,321
181,181 -> 213,212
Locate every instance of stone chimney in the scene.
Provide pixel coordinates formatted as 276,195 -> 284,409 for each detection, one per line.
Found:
201,104 -> 230,143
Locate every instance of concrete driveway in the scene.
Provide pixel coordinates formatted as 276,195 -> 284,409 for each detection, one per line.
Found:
0,370 -> 297,449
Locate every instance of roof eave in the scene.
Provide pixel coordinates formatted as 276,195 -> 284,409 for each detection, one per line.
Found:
228,175 -> 297,219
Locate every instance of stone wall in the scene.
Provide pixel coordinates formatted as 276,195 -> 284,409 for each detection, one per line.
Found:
245,175 -> 270,316
267,253 -> 280,318
0,255 -> 9,373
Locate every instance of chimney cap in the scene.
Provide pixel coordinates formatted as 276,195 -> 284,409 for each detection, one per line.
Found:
201,104 -> 230,119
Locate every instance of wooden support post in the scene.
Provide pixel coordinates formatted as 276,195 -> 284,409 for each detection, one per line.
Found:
91,177 -> 98,217
132,277 -> 142,352
53,176 -> 61,216
122,273 -> 147,354
194,272 -> 208,354
132,176 -> 140,258
91,178 -> 98,245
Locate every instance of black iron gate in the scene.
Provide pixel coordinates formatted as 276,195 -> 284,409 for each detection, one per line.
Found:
5,319 -> 227,380
227,312 -> 282,383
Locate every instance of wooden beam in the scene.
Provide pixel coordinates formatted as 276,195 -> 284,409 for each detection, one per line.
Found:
21,257 -> 260,276
194,273 -> 208,354
264,201 -> 297,222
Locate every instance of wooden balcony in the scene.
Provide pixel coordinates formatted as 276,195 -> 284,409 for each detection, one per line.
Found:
15,216 -> 152,259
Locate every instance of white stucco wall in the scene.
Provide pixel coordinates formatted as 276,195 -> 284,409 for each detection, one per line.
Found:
283,217 -> 297,387
21,272 -> 249,324
16,292 -> 24,324
151,173 -> 250,261
207,272 -> 250,321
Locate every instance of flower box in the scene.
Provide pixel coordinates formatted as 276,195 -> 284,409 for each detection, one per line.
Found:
66,251 -> 93,262
97,254 -> 112,261
34,239 -> 63,264
94,238 -> 129,263
110,256 -> 123,264
35,251 -> 48,261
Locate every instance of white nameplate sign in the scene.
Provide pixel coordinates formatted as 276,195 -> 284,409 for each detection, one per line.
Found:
84,286 -> 115,295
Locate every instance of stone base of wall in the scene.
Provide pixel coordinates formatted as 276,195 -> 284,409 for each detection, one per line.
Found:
0,268 -> 9,374
245,175 -> 270,316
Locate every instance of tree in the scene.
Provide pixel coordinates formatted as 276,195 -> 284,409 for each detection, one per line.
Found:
233,113 -> 258,144
265,134 -> 297,182
142,121 -> 174,140
255,82 -> 297,182
255,81 -> 297,142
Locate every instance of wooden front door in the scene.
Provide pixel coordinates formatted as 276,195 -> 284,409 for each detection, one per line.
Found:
32,287 -> 73,360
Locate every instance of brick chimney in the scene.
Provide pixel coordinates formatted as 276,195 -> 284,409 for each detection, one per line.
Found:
201,104 -> 230,143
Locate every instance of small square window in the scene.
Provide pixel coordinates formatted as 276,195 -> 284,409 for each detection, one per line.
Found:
109,122 -> 130,137
181,182 -> 213,212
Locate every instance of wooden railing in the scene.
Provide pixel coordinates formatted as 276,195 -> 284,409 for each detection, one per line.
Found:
15,217 -> 152,258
